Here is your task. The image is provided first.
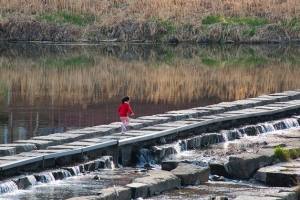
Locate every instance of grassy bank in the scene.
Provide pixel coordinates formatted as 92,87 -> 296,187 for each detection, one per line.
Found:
0,0 -> 300,43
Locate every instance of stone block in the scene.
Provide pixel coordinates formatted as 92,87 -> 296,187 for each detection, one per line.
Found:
171,163 -> 210,185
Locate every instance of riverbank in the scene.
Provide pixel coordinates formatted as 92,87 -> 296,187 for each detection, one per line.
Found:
1,0 -> 300,43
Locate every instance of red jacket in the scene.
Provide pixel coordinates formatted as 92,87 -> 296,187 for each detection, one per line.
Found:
118,102 -> 133,117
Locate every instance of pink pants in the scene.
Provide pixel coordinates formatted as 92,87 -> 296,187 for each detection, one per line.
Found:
120,116 -> 130,126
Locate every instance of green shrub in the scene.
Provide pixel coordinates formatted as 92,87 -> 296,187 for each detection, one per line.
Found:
274,146 -> 290,162
289,148 -> 300,159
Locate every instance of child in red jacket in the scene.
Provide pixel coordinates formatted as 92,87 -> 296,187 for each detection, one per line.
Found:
118,96 -> 134,133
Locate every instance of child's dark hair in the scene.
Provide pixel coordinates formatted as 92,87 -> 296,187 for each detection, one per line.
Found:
122,96 -> 130,103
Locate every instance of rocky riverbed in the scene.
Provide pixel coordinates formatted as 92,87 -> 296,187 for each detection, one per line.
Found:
62,126 -> 300,200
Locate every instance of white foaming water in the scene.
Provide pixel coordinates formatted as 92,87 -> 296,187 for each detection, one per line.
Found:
0,181 -> 18,194
62,170 -> 72,178
71,166 -> 81,175
39,172 -> 55,183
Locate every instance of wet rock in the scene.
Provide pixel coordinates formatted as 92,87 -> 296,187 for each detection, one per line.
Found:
235,194 -> 297,200
226,152 -> 272,179
126,182 -> 148,199
209,162 -> 230,178
13,175 -> 37,189
66,186 -> 131,200
255,160 -> 300,187
159,137 -> 166,144
131,169 -> 181,197
209,175 -> 226,182
161,160 -> 180,171
171,163 -> 210,186
214,196 -> 229,200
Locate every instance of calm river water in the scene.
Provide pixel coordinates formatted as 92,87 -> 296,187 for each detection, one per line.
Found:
0,42 -> 300,199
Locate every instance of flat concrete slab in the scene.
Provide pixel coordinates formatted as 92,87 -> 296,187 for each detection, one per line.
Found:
281,91 -> 300,100
112,130 -> 157,137
232,99 -> 265,108
13,140 -> 54,150
101,135 -> 132,140
64,130 -> 98,138
209,103 -> 239,111
137,116 -> 171,124
65,141 -> 100,147
269,92 -> 300,100
254,106 -> 284,110
185,118 -> 208,122
155,122 -> 190,127
0,147 -> 16,157
275,100 -> 300,105
190,108 -> 213,116
0,155 -> 32,161
34,149 -> 65,154
156,113 -> 190,121
249,97 -> 277,105
109,122 -> 144,130
96,124 -> 122,132
141,126 -> 172,131
50,133 -> 86,141
47,145 -> 80,150
262,95 -> 289,102
165,109 -> 200,118
0,144 -> 37,154
67,127 -> 114,137
130,119 -> 156,127
31,136 -> 70,145
235,195 -> 283,200
80,138 -> 115,143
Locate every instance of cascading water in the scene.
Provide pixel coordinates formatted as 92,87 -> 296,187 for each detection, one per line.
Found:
0,181 -> 18,194
137,148 -> 156,167
35,172 -> 55,183
137,116 -> 300,167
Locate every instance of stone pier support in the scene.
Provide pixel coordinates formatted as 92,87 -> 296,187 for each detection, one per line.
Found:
119,144 -> 133,167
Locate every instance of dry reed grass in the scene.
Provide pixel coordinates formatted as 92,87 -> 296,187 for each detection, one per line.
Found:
0,0 -> 300,25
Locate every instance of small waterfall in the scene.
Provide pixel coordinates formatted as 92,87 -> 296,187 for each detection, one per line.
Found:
239,117 -> 300,136
193,136 -> 202,148
62,170 -> 72,178
137,148 -> 156,167
0,181 -> 18,194
180,140 -> 188,151
70,166 -> 81,175
261,123 -> 275,133
35,172 -> 55,183
221,132 -> 229,142
98,156 -> 115,170
284,118 -> 299,128
173,141 -> 181,153
52,169 -> 72,180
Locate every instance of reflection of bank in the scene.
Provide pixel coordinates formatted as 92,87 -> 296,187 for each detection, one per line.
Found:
3,99 -> 123,144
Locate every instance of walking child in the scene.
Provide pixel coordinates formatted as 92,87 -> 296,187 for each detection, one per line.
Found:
118,96 -> 134,134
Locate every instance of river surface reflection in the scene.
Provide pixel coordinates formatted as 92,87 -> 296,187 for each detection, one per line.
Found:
0,42 -> 300,144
